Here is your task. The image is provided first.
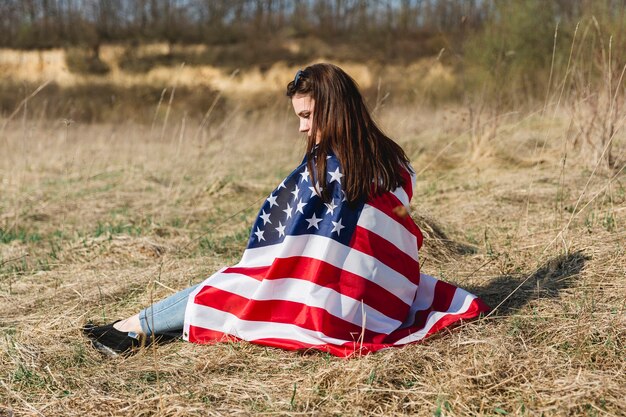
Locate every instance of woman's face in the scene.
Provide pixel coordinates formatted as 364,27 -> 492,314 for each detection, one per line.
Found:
291,94 -> 319,143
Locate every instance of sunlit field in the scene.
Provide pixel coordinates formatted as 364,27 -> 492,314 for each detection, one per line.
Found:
1,99 -> 624,416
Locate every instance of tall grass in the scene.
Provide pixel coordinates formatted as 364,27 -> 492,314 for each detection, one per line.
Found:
0,95 -> 624,415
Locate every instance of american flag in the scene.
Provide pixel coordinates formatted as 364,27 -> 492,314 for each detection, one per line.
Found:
183,153 -> 489,357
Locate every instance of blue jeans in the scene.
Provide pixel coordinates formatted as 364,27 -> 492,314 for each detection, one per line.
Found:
138,284 -> 199,337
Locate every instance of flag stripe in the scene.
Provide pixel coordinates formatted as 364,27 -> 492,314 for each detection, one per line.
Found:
188,302 -> 365,346
357,204 -> 419,261
350,226 -> 421,286
392,185 -> 410,208
407,169 -> 417,200
236,234 -> 418,304
367,192 -> 424,249
224,256 -> 410,320
194,273 -> 402,333
187,297 -> 488,356
405,280 -> 457,333
186,325 -> 378,357
392,288 -> 477,345
392,167 -> 416,207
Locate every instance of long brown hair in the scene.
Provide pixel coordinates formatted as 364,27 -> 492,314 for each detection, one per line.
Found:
286,63 -> 411,203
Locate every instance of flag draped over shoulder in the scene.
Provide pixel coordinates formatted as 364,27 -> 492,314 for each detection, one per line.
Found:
183,152 -> 489,357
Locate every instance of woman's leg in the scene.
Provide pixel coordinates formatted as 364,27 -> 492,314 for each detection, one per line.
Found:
114,284 -> 200,337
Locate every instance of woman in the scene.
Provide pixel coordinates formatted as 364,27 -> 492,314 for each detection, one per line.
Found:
84,63 -> 488,357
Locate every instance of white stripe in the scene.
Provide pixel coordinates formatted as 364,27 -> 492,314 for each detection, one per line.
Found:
392,166 -> 416,209
357,204 -> 419,261
392,185 -> 410,209
393,287 -> 477,345
236,234 -> 418,304
398,273 -> 437,329
185,304 -> 354,346
194,272 -> 402,334
182,276 -> 217,341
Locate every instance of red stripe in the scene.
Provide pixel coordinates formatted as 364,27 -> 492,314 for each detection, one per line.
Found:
187,325 -> 389,357
187,298 -> 488,355
399,167 -> 414,200
407,280 -> 457,332
384,286 -> 489,345
367,193 -> 423,249
350,226 -> 421,286
379,281 -> 460,344
432,280 -> 458,310
187,326 -> 236,344
249,338 -> 389,357
192,286 -> 383,341
378,297 -> 488,345
223,256 -> 410,321
419,298 -> 489,339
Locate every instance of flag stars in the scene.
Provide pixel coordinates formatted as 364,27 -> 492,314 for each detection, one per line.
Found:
324,200 -> 338,216
331,218 -> 345,236
300,167 -> 309,183
260,210 -> 272,225
283,203 -> 293,220
277,179 -> 287,190
275,221 -> 286,238
296,198 -> 307,214
254,227 -> 265,242
291,184 -> 300,200
306,213 -> 322,229
309,182 -> 323,197
267,194 -> 278,208
328,167 -> 343,183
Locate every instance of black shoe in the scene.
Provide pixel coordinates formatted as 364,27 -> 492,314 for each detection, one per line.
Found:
82,320 -> 143,357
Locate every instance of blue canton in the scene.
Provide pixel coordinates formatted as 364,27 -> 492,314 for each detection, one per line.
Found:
247,153 -> 364,249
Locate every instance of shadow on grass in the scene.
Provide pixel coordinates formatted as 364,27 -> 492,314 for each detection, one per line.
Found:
468,250 -> 589,315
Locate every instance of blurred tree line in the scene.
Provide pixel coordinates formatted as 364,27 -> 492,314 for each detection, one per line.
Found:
1,0 -> 624,51
1,0 -> 488,50
0,0 -> 624,120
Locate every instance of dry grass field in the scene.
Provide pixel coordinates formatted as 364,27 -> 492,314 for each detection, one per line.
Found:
0,99 -> 625,416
